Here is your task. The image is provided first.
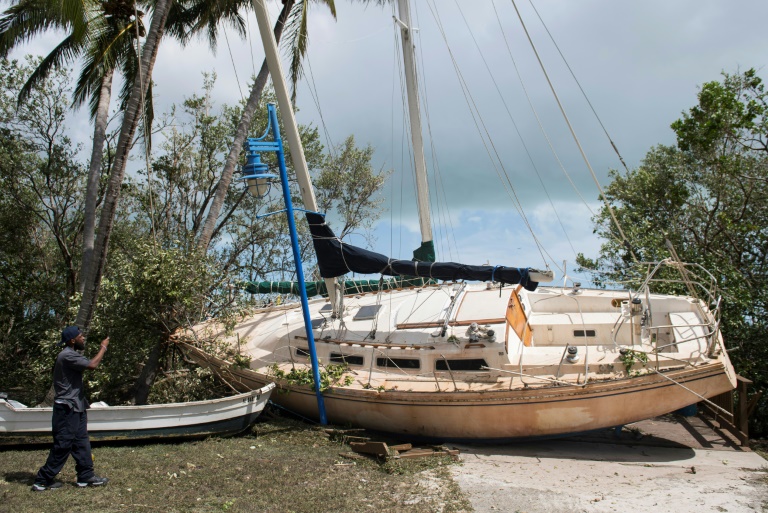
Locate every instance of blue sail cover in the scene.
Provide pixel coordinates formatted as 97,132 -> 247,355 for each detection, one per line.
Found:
306,213 -> 539,291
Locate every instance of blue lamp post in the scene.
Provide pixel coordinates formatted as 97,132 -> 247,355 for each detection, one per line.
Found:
242,103 -> 328,425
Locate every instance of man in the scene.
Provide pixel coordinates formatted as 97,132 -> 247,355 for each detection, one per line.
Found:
32,326 -> 110,491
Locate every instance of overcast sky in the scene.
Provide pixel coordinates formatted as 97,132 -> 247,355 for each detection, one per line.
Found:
11,0 -> 768,284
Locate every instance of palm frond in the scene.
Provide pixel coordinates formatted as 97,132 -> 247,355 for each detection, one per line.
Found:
283,0 -> 338,103
73,18 -> 138,116
284,0 -> 308,104
0,0 -> 68,56
18,34 -> 84,105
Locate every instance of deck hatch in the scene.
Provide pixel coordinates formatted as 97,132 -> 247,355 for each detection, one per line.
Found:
311,318 -> 325,329
330,353 -> 364,365
353,305 -> 382,321
319,304 -> 333,312
435,358 -> 488,371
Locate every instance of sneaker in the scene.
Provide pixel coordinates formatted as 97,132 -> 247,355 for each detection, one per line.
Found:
31,481 -> 63,491
76,476 -> 109,488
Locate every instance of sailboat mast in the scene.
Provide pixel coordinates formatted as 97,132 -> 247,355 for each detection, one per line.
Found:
396,0 -> 434,255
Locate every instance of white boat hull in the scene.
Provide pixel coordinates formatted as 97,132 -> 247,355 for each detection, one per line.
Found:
0,383 -> 275,444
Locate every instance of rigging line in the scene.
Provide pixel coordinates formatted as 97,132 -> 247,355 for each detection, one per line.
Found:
413,0 -> 460,262
429,1 -> 538,249
221,21 -> 245,102
492,0 -> 595,217
428,1 -> 549,266
304,57 -> 336,159
509,0 -> 638,263
133,4 -> 156,243
391,13 -> 407,259
426,2 -> 519,219
455,0 -> 577,259
527,0 -> 630,174
245,13 -> 257,79
398,286 -> 450,325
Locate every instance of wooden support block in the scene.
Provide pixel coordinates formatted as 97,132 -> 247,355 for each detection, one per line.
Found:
345,436 -> 371,443
350,441 -> 390,457
389,443 -> 413,452
395,449 -> 435,459
395,448 -> 461,460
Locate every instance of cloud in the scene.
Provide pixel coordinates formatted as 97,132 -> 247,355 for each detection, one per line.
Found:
8,0 -> 768,290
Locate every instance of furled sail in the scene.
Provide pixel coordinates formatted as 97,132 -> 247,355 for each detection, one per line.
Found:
306,213 -> 540,291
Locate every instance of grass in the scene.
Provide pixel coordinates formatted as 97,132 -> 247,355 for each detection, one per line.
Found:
0,412 -> 471,513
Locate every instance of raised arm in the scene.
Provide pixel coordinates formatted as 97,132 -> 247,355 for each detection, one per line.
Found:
86,337 -> 110,370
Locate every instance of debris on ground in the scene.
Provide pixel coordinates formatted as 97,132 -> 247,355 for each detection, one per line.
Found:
338,439 -> 460,461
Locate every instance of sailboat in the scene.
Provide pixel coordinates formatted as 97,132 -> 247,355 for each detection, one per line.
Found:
180,0 -> 736,441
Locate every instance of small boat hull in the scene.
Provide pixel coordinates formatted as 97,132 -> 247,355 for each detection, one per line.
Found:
0,383 -> 275,445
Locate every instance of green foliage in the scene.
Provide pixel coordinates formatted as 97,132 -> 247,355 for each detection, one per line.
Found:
619,349 -> 649,376
315,135 -> 390,242
147,366 -> 228,405
0,58 -> 86,404
579,69 -> 768,434
0,65 -> 387,407
269,362 -> 354,392
89,240 -> 232,402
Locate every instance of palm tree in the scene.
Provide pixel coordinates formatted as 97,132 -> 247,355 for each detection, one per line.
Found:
0,0 -> 150,295
76,0 -> 175,329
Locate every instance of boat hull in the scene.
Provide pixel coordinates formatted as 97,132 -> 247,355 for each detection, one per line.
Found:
0,384 -> 275,445
182,344 -> 733,442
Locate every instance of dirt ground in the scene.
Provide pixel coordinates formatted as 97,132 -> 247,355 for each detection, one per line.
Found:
447,416 -> 768,513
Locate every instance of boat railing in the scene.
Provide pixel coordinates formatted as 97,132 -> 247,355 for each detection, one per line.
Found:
615,259 -> 721,309
544,293 -> 591,385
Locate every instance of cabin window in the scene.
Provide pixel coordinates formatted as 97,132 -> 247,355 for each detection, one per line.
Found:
376,357 -> 420,369
330,353 -> 364,366
353,305 -> 382,321
295,348 -> 310,357
435,359 -> 488,371
573,329 -> 596,337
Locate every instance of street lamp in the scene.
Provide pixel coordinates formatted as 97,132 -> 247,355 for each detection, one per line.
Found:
241,103 -> 328,425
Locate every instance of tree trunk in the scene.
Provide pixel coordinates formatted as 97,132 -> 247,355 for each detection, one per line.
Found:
196,0 -> 294,252
131,338 -> 164,405
79,69 -> 114,294
76,0 -> 173,330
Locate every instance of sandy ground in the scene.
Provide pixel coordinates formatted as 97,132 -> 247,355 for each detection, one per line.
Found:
449,426 -> 768,513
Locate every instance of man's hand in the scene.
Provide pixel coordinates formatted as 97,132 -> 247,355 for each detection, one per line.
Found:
87,337 -> 110,370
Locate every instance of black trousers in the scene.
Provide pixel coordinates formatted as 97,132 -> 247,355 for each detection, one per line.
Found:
35,403 -> 95,483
